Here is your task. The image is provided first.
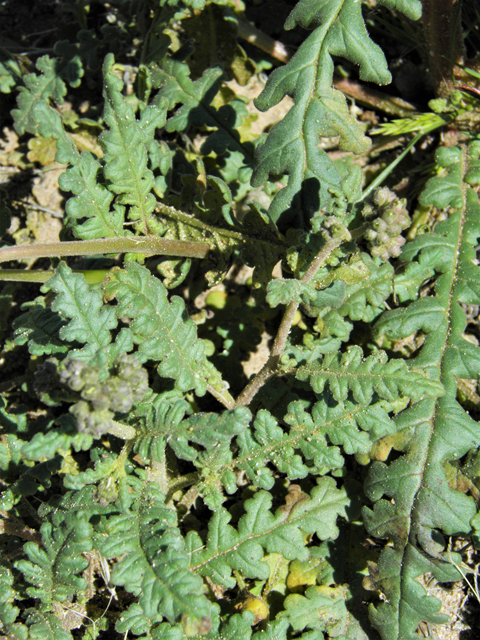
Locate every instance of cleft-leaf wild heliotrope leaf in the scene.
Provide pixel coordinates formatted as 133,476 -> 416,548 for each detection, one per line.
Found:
252,0 -> 421,229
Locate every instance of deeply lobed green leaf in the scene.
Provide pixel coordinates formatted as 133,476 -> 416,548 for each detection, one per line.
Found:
252,0 -> 420,228
364,142 -> 480,638
103,262 -> 228,398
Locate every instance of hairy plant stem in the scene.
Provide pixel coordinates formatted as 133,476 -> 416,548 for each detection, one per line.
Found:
234,236 -> 344,408
148,453 -> 169,497
206,384 -> 235,410
165,473 -> 199,504
421,0 -> 465,98
0,236 -> 210,265
108,420 -> 136,440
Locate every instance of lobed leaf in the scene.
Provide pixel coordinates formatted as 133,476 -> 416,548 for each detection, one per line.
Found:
104,262 -> 227,397
42,263 -> 117,361
296,346 -> 444,405
101,54 -> 166,235
364,142 -> 480,638
0,565 -> 28,640
252,0 -> 420,228
97,480 -> 211,628
25,610 -> 73,640
218,398 -> 400,493
150,57 -> 254,168
266,279 -> 346,309
13,300 -> 68,356
32,102 -> 124,240
14,512 -> 92,604
12,56 -> 67,135
187,480 -> 348,588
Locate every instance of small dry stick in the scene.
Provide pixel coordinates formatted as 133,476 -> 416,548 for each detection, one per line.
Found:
234,235 -> 344,408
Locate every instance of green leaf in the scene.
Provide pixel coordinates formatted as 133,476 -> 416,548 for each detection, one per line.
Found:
21,429 -> 93,462
32,102 -> 125,240
281,585 -> 349,635
12,56 -> 67,135
336,255 -> 394,322
13,300 -> 68,356
0,565 -> 28,640
0,51 -> 22,94
364,143 -> 480,638
296,346 -> 444,404
42,263 -> 117,361
97,481 -> 211,628
25,610 -> 73,640
101,54 -> 167,235
116,603 -> 184,640
151,58 -> 253,167
266,279 -> 346,309
187,480 -> 348,588
168,408 -> 251,463
15,512 -> 92,604
103,262 -> 227,397
251,0 -> 420,228
225,397 -> 399,492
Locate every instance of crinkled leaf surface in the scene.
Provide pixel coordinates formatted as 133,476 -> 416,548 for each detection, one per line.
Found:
364,142 -> 480,638
104,262 -> 226,396
101,54 -> 166,235
252,0 -> 421,228
14,511 -> 92,604
97,480 -> 211,627
42,263 -> 117,361
187,480 -> 348,588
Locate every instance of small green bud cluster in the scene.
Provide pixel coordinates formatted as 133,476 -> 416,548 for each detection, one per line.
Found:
362,188 -> 411,261
36,354 -> 148,437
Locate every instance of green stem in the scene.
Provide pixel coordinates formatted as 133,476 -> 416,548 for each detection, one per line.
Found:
0,269 -> 56,283
108,420 -> 136,440
358,132 -> 424,203
0,236 -> 210,265
0,269 -> 121,284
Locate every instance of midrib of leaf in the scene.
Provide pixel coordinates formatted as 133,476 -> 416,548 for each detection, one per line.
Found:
188,487 -> 346,572
367,146 -> 480,638
103,93 -> 152,235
